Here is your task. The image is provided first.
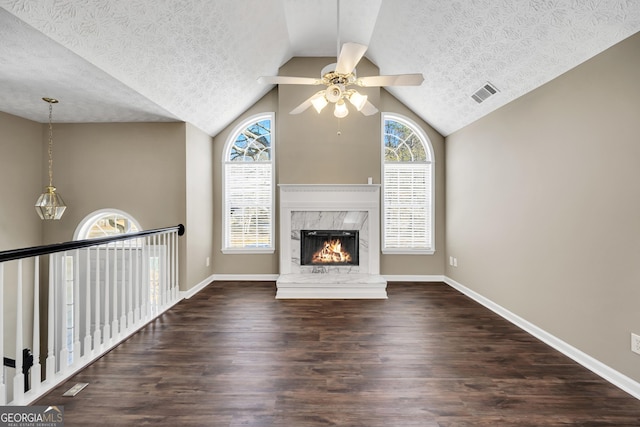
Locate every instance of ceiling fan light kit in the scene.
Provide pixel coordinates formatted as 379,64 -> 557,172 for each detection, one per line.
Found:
348,90 -> 368,111
258,42 -> 423,119
334,99 -> 349,118
311,93 -> 329,113
257,0 -> 423,119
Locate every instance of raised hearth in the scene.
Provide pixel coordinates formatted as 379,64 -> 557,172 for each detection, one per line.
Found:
277,184 -> 387,299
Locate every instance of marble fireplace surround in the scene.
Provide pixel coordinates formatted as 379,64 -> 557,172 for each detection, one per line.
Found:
276,184 -> 387,299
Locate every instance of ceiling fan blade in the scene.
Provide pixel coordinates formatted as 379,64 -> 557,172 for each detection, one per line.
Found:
290,91 -> 325,115
360,100 -> 379,116
258,76 -> 321,85
335,42 -> 368,75
356,73 -> 425,87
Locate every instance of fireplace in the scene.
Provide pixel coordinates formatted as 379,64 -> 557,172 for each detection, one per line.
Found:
300,230 -> 359,266
277,184 -> 387,299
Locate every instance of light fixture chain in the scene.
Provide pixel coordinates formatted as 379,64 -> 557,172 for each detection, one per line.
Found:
47,102 -> 54,187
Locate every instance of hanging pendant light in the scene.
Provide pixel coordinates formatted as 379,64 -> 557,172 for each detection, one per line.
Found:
35,97 -> 66,220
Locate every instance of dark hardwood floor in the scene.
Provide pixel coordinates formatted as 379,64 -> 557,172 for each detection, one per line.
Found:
34,281 -> 640,426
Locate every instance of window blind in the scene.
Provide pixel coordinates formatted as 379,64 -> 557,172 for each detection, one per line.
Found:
225,163 -> 273,249
383,162 -> 432,250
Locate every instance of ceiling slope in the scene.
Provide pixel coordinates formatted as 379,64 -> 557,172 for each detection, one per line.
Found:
1,0 -> 639,137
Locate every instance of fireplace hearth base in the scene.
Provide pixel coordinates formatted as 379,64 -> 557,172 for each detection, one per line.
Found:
276,273 -> 387,299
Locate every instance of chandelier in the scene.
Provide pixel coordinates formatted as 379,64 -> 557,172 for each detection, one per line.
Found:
35,97 -> 66,220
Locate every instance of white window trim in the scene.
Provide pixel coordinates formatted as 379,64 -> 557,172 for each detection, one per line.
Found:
221,112 -> 276,254
74,208 -> 143,240
381,113 -> 435,255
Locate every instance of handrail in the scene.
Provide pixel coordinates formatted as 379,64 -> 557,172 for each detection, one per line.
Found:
0,224 -> 185,263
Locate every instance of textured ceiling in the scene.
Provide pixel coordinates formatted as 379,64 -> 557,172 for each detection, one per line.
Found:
1,0 -> 639,137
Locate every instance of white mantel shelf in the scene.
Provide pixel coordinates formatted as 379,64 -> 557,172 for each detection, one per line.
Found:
279,184 -> 381,191
277,183 -> 387,299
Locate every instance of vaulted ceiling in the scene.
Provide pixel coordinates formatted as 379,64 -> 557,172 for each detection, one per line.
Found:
1,0 -> 639,137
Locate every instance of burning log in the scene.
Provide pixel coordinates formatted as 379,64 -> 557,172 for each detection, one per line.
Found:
312,239 -> 352,264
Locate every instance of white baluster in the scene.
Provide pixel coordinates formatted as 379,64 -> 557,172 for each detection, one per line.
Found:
0,263 -> 6,405
13,259 -> 24,404
140,236 -> 149,323
46,255 -> 56,386
172,231 -> 178,301
127,242 -> 134,329
120,240 -> 127,334
142,236 -> 153,322
59,254 -> 68,374
168,233 -> 173,303
112,242 -> 119,340
103,245 -> 111,345
150,235 -> 156,316
73,250 -> 81,367
134,241 -> 141,325
160,233 -> 166,309
93,246 -> 102,352
31,257 -> 41,394
84,248 -> 92,359
159,234 -> 167,310
167,232 -> 172,302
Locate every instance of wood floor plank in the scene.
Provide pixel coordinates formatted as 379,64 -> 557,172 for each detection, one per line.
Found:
33,282 -> 640,426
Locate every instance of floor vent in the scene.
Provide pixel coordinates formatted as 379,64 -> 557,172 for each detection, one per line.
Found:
472,82 -> 499,103
62,382 -> 89,397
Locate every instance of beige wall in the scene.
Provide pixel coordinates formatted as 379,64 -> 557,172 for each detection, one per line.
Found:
0,111 -> 43,251
185,123 -> 215,286
210,57 -> 445,275
39,122 -> 190,288
278,57 -> 381,185
0,112 -> 42,362
446,32 -> 640,381
380,93 -> 446,275
41,122 -> 186,240
212,89 -> 280,274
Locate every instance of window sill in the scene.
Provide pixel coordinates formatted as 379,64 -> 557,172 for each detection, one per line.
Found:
382,249 -> 435,255
222,248 -> 275,255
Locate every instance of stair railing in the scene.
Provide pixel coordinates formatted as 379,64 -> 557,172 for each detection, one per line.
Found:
0,224 -> 184,405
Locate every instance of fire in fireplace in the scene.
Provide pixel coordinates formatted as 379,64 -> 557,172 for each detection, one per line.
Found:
300,230 -> 359,266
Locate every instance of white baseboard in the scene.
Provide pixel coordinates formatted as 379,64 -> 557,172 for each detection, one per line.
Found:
444,276 -> 640,400
180,274 -> 215,299
208,274 -> 445,283
181,274 -> 280,300
212,274 -> 280,282
383,274 -> 446,282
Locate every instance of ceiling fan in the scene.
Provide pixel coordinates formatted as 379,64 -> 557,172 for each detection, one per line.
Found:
257,1 -> 424,119
258,43 -> 424,118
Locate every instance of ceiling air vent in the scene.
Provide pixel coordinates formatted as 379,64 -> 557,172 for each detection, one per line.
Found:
471,82 -> 499,104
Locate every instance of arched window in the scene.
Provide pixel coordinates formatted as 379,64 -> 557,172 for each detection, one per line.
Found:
222,113 -> 275,253
75,209 -> 141,241
381,113 -> 435,254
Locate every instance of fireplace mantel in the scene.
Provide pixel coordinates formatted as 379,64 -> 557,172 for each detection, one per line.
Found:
277,184 -> 387,299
